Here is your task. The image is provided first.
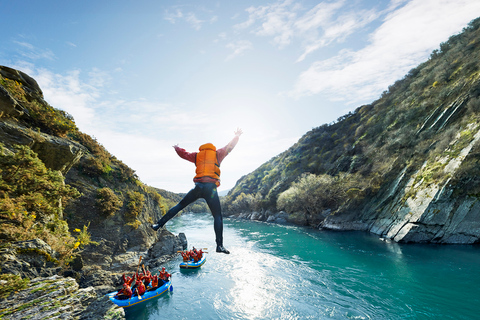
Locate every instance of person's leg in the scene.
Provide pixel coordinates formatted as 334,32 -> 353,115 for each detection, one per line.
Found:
203,184 -> 229,254
152,184 -> 201,230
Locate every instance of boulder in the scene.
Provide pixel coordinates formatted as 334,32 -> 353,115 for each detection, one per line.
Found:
148,229 -> 185,259
0,274 -> 125,320
0,86 -> 25,117
0,121 -> 86,175
178,232 -> 188,250
0,239 -> 61,279
30,135 -> 86,174
0,65 -> 43,99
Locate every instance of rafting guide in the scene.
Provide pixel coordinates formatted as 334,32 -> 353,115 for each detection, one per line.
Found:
151,128 -> 243,254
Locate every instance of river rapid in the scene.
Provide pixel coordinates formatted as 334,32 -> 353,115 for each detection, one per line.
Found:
124,213 -> 480,320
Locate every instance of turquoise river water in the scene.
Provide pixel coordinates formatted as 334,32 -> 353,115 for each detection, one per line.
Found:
124,213 -> 480,320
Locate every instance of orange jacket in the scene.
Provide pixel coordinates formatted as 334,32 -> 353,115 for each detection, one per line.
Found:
136,280 -> 146,295
173,135 -> 240,187
194,143 -> 221,183
151,275 -> 158,288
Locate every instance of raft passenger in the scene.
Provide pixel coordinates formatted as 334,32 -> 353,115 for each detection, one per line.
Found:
115,283 -> 132,300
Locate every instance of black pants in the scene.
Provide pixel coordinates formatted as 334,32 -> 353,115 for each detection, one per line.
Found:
156,182 -> 224,246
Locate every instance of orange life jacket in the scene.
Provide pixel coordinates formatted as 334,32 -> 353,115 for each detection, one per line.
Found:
151,275 -> 158,288
195,143 -> 221,181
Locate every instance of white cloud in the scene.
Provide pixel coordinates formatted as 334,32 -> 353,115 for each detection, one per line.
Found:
234,0 -> 381,60
234,0 -> 298,48
225,40 -> 253,61
289,0 -> 480,104
164,9 -> 183,24
185,12 -> 205,30
13,41 -> 56,61
30,68 -> 99,128
164,8 -> 210,30
295,2 -> 380,62
214,32 -> 227,43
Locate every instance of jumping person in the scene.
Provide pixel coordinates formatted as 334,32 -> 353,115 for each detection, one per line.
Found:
151,128 -> 243,254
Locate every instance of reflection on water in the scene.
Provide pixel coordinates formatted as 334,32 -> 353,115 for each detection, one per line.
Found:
123,213 -> 480,320
226,248 -> 274,319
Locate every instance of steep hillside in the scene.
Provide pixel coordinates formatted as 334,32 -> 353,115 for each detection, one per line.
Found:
0,65 -> 184,272
224,17 -> 480,244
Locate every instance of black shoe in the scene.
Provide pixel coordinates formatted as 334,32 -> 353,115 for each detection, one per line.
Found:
151,224 -> 161,231
216,246 -> 230,254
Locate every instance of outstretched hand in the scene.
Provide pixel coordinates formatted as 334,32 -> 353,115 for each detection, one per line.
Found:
234,128 -> 243,137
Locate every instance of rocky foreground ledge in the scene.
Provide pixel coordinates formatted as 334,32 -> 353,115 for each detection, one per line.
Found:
0,275 -> 123,320
0,231 -> 187,319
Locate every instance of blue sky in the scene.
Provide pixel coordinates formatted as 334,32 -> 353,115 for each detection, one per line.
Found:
1,0 -> 480,193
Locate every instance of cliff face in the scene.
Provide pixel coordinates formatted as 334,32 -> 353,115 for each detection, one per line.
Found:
323,106 -> 480,244
0,65 -> 187,318
0,67 -> 86,177
0,65 -> 182,260
224,17 -> 480,244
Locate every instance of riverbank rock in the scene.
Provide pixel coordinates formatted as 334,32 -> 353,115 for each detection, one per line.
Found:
0,239 -> 61,279
145,230 -> 187,268
0,275 -> 124,320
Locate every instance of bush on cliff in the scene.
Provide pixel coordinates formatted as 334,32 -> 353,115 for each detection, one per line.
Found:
96,187 -> 123,216
0,144 -> 94,263
0,77 -> 76,137
125,190 -> 145,229
277,173 -> 368,218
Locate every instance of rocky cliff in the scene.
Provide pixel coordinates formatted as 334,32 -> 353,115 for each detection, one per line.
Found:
0,65 -> 187,319
224,17 -> 480,244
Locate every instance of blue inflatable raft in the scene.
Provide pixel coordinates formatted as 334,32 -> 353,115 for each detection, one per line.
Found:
106,281 -> 172,308
179,255 -> 206,269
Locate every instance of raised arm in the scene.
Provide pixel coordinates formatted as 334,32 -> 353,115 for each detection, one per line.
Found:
173,144 -> 197,163
217,128 -> 243,164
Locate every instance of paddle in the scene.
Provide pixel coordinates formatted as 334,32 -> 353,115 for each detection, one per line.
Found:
136,256 -> 142,275
135,256 -> 142,300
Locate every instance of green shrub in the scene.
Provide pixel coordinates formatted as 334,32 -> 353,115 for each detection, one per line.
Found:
0,145 -> 80,221
0,77 -> 76,137
96,187 -> 123,216
229,192 -> 256,212
277,173 -> 367,216
0,144 -> 89,263
126,219 -> 141,229
126,191 -> 145,219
